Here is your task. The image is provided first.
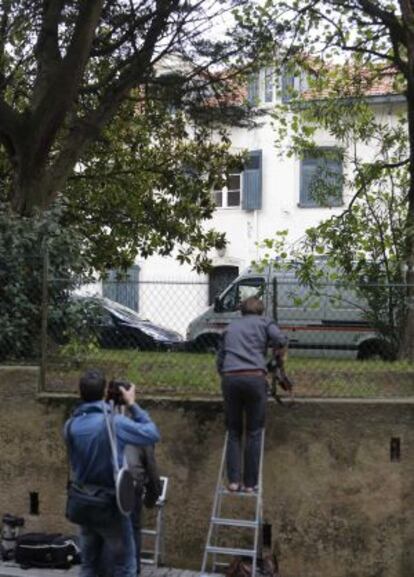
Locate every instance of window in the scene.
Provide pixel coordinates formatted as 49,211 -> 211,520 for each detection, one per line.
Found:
102,265 -> 140,311
214,150 -> 262,211
220,277 -> 265,312
281,66 -> 309,102
264,68 -> 274,103
281,71 -> 296,102
242,150 -> 262,210
209,266 -> 239,305
213,173 -> 242,208
299,148 -> 343,207
247,73 -> 259,104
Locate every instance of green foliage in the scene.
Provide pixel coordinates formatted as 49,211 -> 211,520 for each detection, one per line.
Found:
270,54 -> 410,351
0,203 -> 91,360
62,98 -> 243,273
236,0 -> 414,356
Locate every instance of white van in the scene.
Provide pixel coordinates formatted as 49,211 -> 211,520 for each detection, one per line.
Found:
186,264 -> 393,359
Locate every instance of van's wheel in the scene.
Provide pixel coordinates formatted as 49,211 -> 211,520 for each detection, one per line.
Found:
357,339 -> 396,361
194,334 -> 220,353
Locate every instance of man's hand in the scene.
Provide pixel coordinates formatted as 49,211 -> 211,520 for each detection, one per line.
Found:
120,384 -> 136,407
274,345 -> 288,360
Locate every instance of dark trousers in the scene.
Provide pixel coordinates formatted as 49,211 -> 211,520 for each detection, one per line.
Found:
221,374 -> 267,488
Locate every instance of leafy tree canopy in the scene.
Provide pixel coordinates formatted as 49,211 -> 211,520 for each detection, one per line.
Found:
0,0 -> 272,272
236,0 -> 414,358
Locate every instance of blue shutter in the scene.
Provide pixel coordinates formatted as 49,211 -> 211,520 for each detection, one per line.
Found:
326,158 -> 343,205
242,150 -> 262,210
300,158 -> 319,206
264,68 -> 274,103
247,73 -> 259,104
300,153 -> 343,207
102,265 -> 140,311
281,73 -> 295,102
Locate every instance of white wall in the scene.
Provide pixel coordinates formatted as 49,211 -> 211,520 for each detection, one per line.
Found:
84,97 -> 406,337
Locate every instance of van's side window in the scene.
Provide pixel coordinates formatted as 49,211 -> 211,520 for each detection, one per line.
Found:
221,278 -> 265,312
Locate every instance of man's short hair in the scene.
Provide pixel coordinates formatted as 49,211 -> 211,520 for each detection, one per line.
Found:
79,369 -> 106,402
240,296 -> 264,316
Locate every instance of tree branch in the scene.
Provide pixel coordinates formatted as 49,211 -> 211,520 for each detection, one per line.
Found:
42,0 -> 179,205
33,0 -> 64,84
29,0 -> 105,168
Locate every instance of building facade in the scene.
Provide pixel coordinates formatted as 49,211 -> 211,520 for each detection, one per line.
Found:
88,69 -> 406,337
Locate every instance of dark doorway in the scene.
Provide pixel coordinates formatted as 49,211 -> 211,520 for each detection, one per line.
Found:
209,266 -> 239,305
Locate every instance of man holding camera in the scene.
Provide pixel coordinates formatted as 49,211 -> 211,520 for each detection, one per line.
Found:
65,369 -> 160,577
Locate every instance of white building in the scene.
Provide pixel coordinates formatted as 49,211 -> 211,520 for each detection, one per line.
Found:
93,68 -> 406,336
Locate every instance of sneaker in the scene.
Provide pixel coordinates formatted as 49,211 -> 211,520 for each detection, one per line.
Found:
242,486 -> 258,493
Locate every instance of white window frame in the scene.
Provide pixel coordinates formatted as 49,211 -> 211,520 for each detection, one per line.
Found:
213,172 -> 242,209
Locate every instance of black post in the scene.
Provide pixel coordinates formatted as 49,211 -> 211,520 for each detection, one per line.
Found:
39,238 -> 48,393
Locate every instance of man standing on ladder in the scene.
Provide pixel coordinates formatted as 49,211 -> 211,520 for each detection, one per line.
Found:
217,296 -> 288,493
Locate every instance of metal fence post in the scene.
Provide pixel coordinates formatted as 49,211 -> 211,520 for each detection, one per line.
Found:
39,238 -> 49,393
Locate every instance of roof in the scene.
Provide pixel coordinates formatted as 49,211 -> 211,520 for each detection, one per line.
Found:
300,62 -> 403,101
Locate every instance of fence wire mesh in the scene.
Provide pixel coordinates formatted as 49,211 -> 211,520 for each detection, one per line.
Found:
0,252 -> 45,366
2,264 -> 414,399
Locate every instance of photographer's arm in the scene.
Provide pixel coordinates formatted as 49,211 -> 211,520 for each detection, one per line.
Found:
267,321 -> 289,350
116,385 -> 161,445
119,384 -> 153,423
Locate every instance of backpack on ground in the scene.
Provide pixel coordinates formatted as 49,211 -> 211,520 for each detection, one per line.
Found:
15,533 -> 80,569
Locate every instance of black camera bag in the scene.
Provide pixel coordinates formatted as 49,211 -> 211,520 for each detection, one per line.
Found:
15,533 -> 80,569
66,481 -> 118,526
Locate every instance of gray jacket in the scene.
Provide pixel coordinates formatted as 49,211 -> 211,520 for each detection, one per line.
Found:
124,444 -> 162,508
217,315 -> 288,374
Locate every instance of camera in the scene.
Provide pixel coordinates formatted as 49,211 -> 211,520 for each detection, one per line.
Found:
1,514 -> 25,561
106,379 -> 131,405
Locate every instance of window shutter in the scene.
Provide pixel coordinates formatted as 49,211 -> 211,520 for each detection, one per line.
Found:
247,73 -> 260,104
325,158 -> 343,205
242,150 -> 262,210
102,265 -> 140,311
300,153 -> 343,207
300,158 -> 319,206
281,73 -> 295,102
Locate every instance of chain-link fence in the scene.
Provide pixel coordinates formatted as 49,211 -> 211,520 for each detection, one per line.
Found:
2,260 -> 414,398
0,251 -> 46,368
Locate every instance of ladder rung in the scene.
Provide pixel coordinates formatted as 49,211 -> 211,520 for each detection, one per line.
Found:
211,517 -> 258,528
206,546 -> 256,557
141,529 -> 157,536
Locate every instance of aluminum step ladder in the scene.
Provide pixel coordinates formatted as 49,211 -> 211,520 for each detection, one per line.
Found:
201,429 -> 265,577
141,476 -> 168,567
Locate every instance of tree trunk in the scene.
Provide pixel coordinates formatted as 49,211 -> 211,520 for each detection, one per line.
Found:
399,50 -> 414,359
10,155 -> 49,216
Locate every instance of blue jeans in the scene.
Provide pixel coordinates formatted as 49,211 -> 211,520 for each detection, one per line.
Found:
80,516 -> 136,577
131,494 -> 143,575
222,374 -> 267,487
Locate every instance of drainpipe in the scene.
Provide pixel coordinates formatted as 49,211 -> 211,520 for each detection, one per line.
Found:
254,209 -> 259,260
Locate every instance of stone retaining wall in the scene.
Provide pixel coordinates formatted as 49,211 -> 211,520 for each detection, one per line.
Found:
1,367 -> 413,577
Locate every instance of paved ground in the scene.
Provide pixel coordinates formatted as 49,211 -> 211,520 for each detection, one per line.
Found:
0,563 -> 209,577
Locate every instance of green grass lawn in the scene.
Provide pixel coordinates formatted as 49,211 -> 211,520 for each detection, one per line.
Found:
45,349 -> 414,398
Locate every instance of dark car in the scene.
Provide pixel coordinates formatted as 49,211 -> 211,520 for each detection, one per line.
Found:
68,296 -> 184,351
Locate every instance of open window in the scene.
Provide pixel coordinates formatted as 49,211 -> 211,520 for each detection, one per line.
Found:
209,266 -> 239,305
218,277 -> 265,312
